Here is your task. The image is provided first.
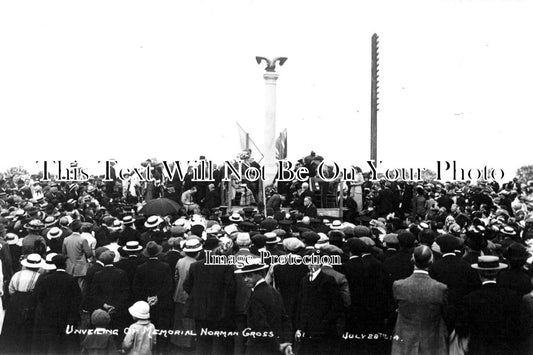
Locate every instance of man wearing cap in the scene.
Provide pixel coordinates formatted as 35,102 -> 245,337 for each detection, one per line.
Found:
235,260 -> 293,355
31,255 -> 81,354
456,255 -> 524,354
383,231 -> 416,289
391,246 -> 448,355
62,219 -> 93,292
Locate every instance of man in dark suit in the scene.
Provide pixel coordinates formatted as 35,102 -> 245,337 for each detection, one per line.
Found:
133,241 -> 173,351
83,247 -> 107,311
89,250 -> 130,332
456,255 -> 525,355
429,234 -> 481,331
383,231 -> 416,288
159,237 -> 182,284
295,252 -> 343,355
343,238 -> 389,353
273,239 -> 308,330
114,241 -> 144,291
118,216 -> 141,246
302,196 -> 318,218
31,255 -> 81,354
235,261 -> 293,355
496,242 -> 533,296
183,247 -> 236,355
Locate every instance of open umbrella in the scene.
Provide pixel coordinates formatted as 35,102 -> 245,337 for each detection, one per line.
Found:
140,198 -> 182,216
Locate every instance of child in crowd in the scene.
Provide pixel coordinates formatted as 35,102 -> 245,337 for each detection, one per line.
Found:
122,301 -> 157,355
81,309 -> 118,355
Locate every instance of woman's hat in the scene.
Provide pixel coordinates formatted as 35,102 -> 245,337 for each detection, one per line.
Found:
47,227 -> 63,240
128,301 -> 150,320
471,255 -> 508,271
144,215 -> 163,229
42,253 -> 58,270
183,238 -> 203,252
21,253 -> 44,269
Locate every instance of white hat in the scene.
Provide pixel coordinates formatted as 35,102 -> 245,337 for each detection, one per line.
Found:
224,224 -> 239,235
229,212 -> 243,223
144,215 -> 163,229
42,253 -> 58,270
330,220 -> 344,229
183,238 -> 203,252
236,232 -> 251,246
128,301 -> 150,320
47,227 -> 63,240
5,233 -> 19,245
21,253 -> 44,269
122,241 -> 143,252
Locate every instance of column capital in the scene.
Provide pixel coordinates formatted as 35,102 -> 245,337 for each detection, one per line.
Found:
263,72 -> 279,82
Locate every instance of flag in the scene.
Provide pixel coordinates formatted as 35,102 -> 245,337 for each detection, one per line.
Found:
275,129 -> 287,160
236,122 -> 264,163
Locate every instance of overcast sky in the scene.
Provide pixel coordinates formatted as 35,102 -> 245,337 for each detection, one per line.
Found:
0,0 -> 531,181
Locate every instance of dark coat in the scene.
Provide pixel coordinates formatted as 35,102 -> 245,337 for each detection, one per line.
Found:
296,270 -> 343,338
383,249 -> 414,286
84,261 -> 105,310
32,271 -> 81,353
245,282 -> 292,355
114,255 -> 143,289
456,283 -> 524,355
497,267 -> 533,296
273,257 -> 308,329
132,258 -> 173,307
302,203 -> 318,218
183,259 -> 235,321
118,226 -> 142,246
90,266 -> 130,312
344,254 -> 389,332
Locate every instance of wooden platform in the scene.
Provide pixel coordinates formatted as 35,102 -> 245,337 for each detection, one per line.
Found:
229,206 -> 344,218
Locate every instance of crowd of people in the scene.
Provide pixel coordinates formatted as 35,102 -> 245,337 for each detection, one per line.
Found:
0,158 -> 533,355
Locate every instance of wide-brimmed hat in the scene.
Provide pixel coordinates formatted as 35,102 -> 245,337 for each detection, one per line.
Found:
143,241 -> 163,257
21,253 -> 45,269
47,227 -> 63,240
122,216 -> 136,225
121,241 -> 143,253
234,258 -> 269,274
500,226 -> 517,236
265,232 -> 281,244
471,255 -> 508,271
5,232 -> 19,245
43,216 -> 57,228
144,215 -> 163,229
128,301 -> 150,320
24,219 -> 45,231
42,253 -> 58,270
183,238 -> 203,252
330,220 -> 344,229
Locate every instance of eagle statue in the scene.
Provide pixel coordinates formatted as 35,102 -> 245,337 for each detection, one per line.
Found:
255,56 -> 288,72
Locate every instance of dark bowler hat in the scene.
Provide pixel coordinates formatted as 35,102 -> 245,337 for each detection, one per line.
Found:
260,218 -> 278,232
397,231 -> 416,248
142,241 -> 163,257
301,231 -> 320,245
436,234 -> 460,254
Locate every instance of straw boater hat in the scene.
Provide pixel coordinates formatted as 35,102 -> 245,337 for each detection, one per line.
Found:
128,301 -> 150,320
121,241 -> 143,253
265,232 -> 281,245
122,215 -> 135,225
24,219 -> 45,231
500,226 -> 517,236
21,253 -> 45,269
42,253 -> 58,271
183,238 -> 203,253
471,255 -> 508,271
47,227 -> 63,240
144,215 -> 163,229
5,233 -> 19,245
234,258 -> 269,274
229,212 -> 243,223
330,220 -> 344,230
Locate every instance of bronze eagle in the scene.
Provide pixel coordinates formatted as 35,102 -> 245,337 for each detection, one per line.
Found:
255,56 -> 288,72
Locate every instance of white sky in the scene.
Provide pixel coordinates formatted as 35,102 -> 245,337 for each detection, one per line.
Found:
0,0 -> 532,181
